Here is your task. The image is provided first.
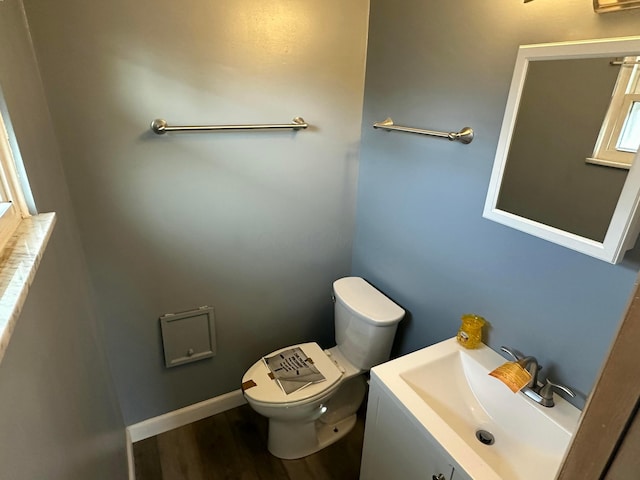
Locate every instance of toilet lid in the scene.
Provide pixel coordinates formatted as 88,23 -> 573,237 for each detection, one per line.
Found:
242,342 -> 343,405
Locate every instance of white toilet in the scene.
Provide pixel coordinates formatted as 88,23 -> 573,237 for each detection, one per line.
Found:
241,276 -> 405,459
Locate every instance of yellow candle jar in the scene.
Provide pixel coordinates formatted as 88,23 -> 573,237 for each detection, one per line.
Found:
456,314 -> 486,349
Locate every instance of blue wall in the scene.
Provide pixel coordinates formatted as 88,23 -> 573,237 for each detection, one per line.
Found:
353,0 -> 640,406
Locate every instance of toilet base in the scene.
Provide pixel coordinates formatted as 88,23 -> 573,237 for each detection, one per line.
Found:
267,413 -> 357,460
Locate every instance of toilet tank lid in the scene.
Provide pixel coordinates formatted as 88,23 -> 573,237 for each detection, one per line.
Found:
333,277 -> 405,325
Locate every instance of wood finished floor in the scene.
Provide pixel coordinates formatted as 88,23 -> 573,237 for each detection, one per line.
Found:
133,404 -> 366,480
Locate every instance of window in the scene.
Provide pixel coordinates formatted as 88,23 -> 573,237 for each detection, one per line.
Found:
617,99 -> 640,152
587,56 -> 640,169
0,109 -> 31,250
0,93 -> 54,364
588,57 -> 640,168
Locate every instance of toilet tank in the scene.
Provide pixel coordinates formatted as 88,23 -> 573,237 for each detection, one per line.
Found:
333,277 -> 405,370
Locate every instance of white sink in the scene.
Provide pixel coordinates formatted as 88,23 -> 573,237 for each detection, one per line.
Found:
371,338 -> 581,480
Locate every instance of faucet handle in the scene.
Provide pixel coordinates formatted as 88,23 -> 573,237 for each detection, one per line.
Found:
500,346 -> 520,361
539,378 -> 575,407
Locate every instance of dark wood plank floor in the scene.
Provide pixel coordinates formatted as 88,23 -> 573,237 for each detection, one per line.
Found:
133,404 -> 366,480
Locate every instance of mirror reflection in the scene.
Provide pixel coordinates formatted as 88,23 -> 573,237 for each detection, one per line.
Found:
496,57 -> 628,242
587,56 -> 640,170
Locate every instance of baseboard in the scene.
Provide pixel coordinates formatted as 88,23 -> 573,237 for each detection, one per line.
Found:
126,389 -> 247,443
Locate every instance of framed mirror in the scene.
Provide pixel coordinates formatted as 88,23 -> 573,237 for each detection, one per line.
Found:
484,36 -> 640,264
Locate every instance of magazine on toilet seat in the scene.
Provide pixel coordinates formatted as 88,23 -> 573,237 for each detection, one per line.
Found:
263,347 -> 326,394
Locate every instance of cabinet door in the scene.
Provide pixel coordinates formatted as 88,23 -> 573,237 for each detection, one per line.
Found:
360,387 -> 455,480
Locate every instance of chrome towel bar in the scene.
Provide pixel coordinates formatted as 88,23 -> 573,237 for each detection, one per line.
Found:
373,117 -> 474,144
150,117 -> 308,135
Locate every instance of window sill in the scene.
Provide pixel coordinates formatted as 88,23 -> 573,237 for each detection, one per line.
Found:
585,157 -> 632,170
0,212 -> 56,364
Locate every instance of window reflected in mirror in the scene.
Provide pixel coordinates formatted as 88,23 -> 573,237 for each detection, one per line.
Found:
619,101 -> 640,150
587,56 -> 640,169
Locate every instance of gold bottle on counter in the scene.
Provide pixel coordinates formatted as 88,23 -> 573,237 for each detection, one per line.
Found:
456,313 -> 485,349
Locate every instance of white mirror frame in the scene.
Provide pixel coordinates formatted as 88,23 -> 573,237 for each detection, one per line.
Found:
484,36 -> 640,264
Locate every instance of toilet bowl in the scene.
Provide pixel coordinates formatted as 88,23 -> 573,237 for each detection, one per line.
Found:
241,277 -> 404,459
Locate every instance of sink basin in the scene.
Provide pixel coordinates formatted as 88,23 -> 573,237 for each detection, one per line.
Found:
371,338 -> 580,480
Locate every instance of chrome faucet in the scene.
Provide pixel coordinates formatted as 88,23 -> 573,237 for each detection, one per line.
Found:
538,378 -> 576,407
499,346 -> 575,408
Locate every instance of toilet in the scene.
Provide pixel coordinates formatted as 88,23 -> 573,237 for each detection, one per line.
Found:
241,276 -> 405,459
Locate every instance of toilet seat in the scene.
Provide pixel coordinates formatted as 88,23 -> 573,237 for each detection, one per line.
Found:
242,342 -> 343,407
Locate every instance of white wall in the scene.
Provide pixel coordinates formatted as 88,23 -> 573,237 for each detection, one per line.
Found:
23,0 -> 370,424
0,1 -> 127,478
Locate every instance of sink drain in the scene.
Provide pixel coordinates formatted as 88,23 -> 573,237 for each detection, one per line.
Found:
475,429 -> 495,446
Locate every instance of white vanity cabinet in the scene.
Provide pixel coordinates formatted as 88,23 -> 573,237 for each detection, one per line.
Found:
360,375 -> 471,480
